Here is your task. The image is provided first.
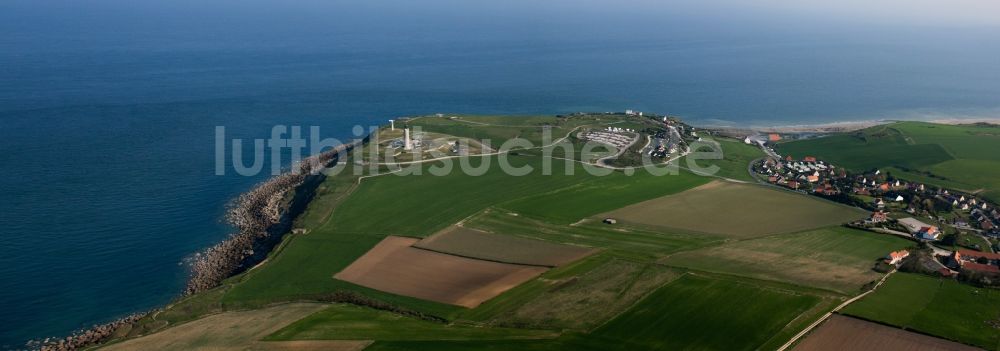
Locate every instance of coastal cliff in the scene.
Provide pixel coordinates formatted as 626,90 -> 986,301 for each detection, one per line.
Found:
34,138 -> 365,351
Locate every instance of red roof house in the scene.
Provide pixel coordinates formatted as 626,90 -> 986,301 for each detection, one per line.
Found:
884,250 -> 910,265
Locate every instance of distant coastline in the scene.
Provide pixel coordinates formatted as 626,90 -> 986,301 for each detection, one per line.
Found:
700,116 -> 1000,134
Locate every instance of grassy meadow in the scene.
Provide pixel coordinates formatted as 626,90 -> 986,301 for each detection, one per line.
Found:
466,209 -> 720,262
662,226 -> 913,294
599,181 -> 868,238
414,226 -> 595,267
687,137 -> 764,182
842,272 -> 1000,350
592,274 -> 822,351
265,303 -> 556,341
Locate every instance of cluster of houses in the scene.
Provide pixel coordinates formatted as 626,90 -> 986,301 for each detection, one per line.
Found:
851,173 -> 1000,238
951,249 -> 1000,275
647,130 -> 678,158
581,127 -> 635,149
755,155 -> 842,192
971,207 -> 1000,238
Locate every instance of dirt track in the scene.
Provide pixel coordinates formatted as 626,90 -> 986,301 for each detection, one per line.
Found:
335,236 -> 547,308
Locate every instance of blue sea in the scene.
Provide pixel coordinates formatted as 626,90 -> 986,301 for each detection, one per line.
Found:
1,0 -> 999,347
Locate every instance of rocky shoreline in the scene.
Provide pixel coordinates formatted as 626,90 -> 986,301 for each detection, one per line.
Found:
32,138 -> 365,351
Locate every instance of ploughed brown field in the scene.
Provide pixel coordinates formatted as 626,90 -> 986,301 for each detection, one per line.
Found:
413,226 -> 595,267
793,315 -> 980,351
334,236 -> 548,308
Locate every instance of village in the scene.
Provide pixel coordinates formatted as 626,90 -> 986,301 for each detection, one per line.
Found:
749,138 -> 1000,287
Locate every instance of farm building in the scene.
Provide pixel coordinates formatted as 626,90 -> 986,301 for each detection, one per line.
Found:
951,250 -> 1000,274
898,218 -> 932,233
917,226 -> 940,241
869,211 -> 889,224
884,250 -> 910,265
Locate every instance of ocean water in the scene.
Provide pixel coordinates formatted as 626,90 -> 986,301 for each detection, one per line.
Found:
2,1 -> 1000,347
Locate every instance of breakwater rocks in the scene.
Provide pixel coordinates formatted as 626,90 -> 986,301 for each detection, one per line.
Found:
186,140 -> 360,294
32,313 -> 144,351
32,139 -> 362,351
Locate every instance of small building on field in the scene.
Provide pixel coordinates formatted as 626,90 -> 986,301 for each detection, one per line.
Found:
885,250 -> 910,265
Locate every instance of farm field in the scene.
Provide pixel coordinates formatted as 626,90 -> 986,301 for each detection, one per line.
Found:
661,226 -> 912,294
686,137 -> 764,182
599,181 -> 868,238
265,304 -> 557,342
100,303 -> 368,351
220,232 -> 463,317
466,209 -> 720,262
793,314 -> 980,351
928,159 -> 1000,202
497,166 -> 709,224
777,123 -> 956,170
457,254 -> 683,330
220,152 -> 708,313
842,272 -> 1000,349
592,274 -> 822,351
334,236 -> 548,308
413,226 -> 595,267
324,155 -> 590,237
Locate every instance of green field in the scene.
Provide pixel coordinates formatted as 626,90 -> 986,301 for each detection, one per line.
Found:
662,226 -> 912,294
363,273 -> 832,351
498,168 -> 710,224
413,226 -> 594,267
599,181 -> 868,238
455,254 -> 682,330
592,274 -> 821,351
265,303 -> 556,341
777,121 -> 1000,202
220,152 -> 711,313
687,137 -> 765,182
466,209 -> 720,262
842,272 -> 1000,350
777,123 -> 955,170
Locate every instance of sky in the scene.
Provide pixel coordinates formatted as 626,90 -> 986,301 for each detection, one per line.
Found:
3,0 -> 1000,30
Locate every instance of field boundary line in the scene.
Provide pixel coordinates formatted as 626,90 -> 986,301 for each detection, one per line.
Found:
407,245 -> 558,268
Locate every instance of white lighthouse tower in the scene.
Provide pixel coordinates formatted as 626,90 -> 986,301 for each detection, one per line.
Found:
404,128 -> 413,150
389,119 -> 395,131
